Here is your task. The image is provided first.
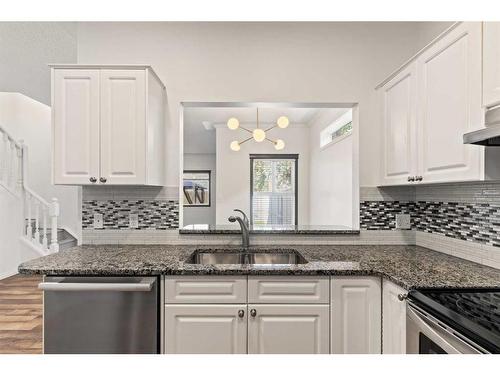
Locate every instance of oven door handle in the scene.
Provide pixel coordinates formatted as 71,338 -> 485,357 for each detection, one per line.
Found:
407,304 -> 463,354
39,277 -> 155,292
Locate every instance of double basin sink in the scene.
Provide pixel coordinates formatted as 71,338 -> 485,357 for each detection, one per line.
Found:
189,249 -> 308,265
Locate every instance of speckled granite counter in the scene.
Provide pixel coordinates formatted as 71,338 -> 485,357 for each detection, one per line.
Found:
18,244 -> 500,290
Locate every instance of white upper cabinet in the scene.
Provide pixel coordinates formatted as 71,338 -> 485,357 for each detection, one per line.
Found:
380,63 -> 418,185
483,22 -> 500,108
52,65 -> 166,186
100,70 -> 146,184
417,22 -> 482,183
53,69 -> 100,184
378,22 -> 485,186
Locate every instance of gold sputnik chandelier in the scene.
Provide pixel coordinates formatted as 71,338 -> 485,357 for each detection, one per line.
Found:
227,108 -> 289,151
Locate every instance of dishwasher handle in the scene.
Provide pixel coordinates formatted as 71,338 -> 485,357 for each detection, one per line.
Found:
39,277 -> 156,292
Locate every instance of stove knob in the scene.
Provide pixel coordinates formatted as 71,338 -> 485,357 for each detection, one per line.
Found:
398,294 -> 407,301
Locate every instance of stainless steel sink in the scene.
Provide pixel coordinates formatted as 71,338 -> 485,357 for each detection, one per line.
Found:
192,252 -> 245,265
189,250 -> 307,265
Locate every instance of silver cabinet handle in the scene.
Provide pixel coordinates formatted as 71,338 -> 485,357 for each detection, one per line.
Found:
238,309 -> 245,318
250,309 -> 257,317
398,293 -> 407,301
89,177 -> 97,183
100,177 -> 107,183
39,277 -> 155,292
407,176 -> 415,182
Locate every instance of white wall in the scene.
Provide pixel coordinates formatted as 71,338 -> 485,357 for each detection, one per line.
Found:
415,22 -> 454,51
216,125 -> 310,225
309,109 -> 353,227
76,22 -> 429,189
0,92 -> 81,240
183,153 -> 216,226
0,22 -> 77,105
0,188 -> 24,279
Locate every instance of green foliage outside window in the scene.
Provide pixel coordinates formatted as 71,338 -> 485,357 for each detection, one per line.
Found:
331,121 -> 352,140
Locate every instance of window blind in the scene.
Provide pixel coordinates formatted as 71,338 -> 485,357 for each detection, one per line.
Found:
250,156 -> 297,225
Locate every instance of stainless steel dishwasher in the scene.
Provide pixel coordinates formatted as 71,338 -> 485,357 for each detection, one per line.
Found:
40,276 -> 160,354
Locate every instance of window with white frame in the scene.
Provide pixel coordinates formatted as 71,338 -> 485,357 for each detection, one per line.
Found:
250,154 -> 298,226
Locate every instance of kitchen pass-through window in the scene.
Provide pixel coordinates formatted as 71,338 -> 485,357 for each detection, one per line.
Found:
250,154 -> 298,226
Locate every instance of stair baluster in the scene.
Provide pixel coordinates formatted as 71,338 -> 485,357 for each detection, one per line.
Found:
16,142 -> 23,193
33,200 -> 40,244
1,126 -> 60,254
26,192 -> 32,239
1,133 -> 7,183
49,198 -> 59,252
42,207 -> 48,250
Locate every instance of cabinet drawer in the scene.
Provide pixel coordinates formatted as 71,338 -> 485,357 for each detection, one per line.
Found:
248,276 -> 329,304
165,276 -> 247,303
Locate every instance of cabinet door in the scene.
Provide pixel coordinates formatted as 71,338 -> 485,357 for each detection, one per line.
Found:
53,69 -> 100,184
483,22 -> 500,108
382,280 -> 407,354
380,63 -> 418,185
417,22 -> 483,183
164,304 -> 247,354
248,304 -> 329,354
100,69 -> 146,184
331,277 -> 381,354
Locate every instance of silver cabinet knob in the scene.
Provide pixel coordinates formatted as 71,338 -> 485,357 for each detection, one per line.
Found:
89,177 -> 97,183
407,176 -> 415,182
99,177 -> 107,183
398,294 -> 407,301
238,309 -> 245,318
250,308 -> 257,317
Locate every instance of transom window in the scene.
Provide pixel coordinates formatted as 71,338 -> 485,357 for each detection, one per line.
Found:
320,110 -> 353,148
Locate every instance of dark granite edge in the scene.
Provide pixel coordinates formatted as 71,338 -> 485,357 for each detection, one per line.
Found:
18,265 -> 500,291
178,229 -> 361,235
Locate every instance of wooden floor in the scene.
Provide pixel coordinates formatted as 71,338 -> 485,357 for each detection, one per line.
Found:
0,274 -> 43,354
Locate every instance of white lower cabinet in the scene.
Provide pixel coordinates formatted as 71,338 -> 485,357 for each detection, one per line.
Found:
382,280 -> 407,354
164,304 -> 247,354
164,276 -> 386,354
330,277 -> 382,354
248,304 -> 329,354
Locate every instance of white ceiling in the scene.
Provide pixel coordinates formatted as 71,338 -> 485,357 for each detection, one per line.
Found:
183,106 -> 328,154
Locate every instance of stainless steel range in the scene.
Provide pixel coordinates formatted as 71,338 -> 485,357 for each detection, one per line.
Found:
406,288 -> 500,354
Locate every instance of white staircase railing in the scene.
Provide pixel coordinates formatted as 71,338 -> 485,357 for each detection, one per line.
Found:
0,125 -> 59,253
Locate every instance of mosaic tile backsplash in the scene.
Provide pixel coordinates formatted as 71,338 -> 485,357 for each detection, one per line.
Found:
82,200 -> 179,230
80,184 -> 500,248
360,200 -> 500,247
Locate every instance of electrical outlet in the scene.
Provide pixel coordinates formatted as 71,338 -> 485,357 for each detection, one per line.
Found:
129,213 -> 139,229
395,213 -> 411,229
93,213 -> 103,229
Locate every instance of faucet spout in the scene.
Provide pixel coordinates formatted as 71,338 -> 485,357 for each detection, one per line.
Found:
228,211 -> 250,249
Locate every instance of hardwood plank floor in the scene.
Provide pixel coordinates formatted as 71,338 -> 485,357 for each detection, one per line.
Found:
0,274 -> 42,354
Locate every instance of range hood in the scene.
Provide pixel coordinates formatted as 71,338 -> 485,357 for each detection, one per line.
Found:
464,106 -> 500,146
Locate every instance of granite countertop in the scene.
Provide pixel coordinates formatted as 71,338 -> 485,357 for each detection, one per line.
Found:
18,244 -> 500,290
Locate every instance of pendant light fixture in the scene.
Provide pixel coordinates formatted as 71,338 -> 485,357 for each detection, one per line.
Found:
227,108 -> 288,151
